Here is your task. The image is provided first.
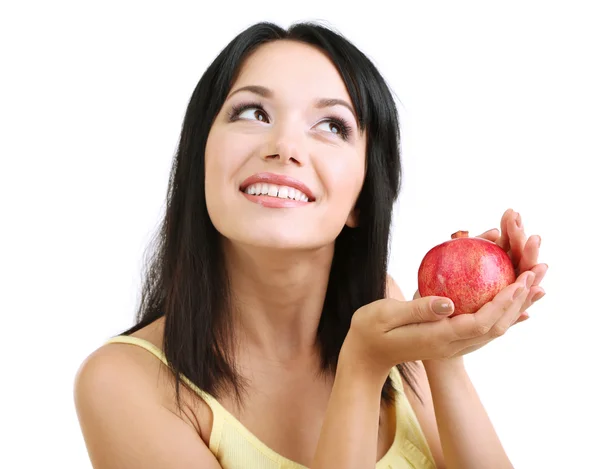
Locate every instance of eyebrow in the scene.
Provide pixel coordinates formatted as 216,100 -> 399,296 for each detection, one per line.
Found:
227,85 -> 358,127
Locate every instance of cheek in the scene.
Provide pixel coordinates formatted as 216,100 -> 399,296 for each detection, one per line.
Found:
205,128 -> 252,194
323,156 -> 365,207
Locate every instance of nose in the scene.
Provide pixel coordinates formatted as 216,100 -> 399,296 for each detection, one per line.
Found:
262,125 -> 306,166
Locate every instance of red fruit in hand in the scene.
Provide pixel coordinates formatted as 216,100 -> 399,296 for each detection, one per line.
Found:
417,230 -> 516,315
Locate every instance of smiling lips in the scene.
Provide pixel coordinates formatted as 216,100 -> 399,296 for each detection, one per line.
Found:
239,172 -> 314,208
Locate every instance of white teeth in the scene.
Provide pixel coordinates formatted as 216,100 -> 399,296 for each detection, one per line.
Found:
243,183 -> 310,201
277,186 -> 288,199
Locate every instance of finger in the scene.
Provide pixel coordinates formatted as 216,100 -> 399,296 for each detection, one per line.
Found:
448,270 -> 533,341
377,296 -> 455,331
531,288 -> 546,303
528,262 -> 549,287
519,235 -> 542,274
521,286 -> 546,313
450,338 -> 492,358
512,312 -> 530,325
508,211 -> 527,269
483,279 -> 531,338
496,208 -> 514,252
476,228 -> 500,242
520,263 -> 548,310
442,283 -> 530,356
449,283 -> 529,349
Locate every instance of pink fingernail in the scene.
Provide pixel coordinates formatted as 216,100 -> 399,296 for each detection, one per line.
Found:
536,235 -> 542,248
532,291 -> 546,302
526,273 -> 535,288
513,286 -> 525,300
518,313 -> 530,324
516,213 -> 522,228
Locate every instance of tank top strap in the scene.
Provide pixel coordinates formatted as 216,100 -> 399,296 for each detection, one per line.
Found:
387,365 -> 437,468
388,365 -> 405,393
105,335 -> 228,453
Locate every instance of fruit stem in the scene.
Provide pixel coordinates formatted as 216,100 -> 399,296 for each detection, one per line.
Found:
451,230 -> 469,239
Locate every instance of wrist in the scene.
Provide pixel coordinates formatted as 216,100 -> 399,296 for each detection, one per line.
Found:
337,344 -> 389,390
422,355 -> 466,375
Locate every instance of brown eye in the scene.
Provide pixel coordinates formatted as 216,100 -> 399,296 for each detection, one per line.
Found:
238,108 -> 269,123
314,118 -> 351,141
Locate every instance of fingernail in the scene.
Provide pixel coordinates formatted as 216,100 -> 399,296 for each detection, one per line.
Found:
512,287 -> 525,300
517,313 -> 531,323
536,235 -> 542,248
516,213 -> 522,228
432,298 -> 454,314
527,274 -> 535,288
532,291 -> 546,302
525,272 -> 535,288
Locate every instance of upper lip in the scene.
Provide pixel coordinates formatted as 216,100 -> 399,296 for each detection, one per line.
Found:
240,172 -> 316,201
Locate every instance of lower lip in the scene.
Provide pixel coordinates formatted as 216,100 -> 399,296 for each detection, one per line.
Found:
241,191 -> 311,208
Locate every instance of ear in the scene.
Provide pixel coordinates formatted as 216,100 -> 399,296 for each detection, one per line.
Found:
345,207 -> 360,228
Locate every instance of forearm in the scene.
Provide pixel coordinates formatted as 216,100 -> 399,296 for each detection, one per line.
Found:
423,357 -> 513,469
312,354 -> 387,469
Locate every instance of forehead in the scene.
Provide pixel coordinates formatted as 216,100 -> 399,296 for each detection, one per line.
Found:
232,40 -> 352,103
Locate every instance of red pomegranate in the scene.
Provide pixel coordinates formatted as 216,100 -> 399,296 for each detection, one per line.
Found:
417,230 -> 516,315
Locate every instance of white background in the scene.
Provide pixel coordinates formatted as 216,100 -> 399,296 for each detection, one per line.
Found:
1,1 -> 598,468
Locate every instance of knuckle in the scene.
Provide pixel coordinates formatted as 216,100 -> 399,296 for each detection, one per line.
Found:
369,299 -> 397,330
351,307 -> 369,330
375,300 -> 394,325
490,323 -> 508,338
473,323 -> 491,336
413,305 -> 427,322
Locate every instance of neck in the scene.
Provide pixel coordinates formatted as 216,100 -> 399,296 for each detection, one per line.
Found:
223,238 -> 334,368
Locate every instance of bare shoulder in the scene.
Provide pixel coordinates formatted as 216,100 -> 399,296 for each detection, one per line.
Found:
73,342 -> 221,468
386,273 -> 408,300
74,340 -> 161,399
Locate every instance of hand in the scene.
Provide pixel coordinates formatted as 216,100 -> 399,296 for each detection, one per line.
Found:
473,208 -> 548,324
341,269 -> 535,379
413,208 -> 548,359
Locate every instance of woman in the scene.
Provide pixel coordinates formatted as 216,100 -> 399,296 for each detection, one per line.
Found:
74,21 -> 547,469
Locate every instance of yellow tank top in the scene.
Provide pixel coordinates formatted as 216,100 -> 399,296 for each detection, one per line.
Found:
106,335 -> 436,469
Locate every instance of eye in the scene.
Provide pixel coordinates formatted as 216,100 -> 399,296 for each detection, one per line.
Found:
229,102 -> 271,123
314,118 -> 352,141
316,121 -> 341,134
238,108 -> 269,122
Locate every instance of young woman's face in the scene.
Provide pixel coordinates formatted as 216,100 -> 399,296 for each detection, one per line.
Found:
205,40 -> 367,251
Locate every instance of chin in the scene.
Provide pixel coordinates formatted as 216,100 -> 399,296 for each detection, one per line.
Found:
211,211 -> 345,253
234,232 -> 326,252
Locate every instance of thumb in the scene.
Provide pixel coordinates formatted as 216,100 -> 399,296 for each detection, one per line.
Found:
402,295 -> 455,326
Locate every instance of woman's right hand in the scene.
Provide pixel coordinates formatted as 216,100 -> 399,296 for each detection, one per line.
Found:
340,270 -> 535,380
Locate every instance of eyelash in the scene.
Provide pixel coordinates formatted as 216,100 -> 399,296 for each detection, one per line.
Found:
227,101 -> 353,141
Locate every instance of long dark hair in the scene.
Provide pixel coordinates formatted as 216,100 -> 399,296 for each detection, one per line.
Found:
120,21 -> 420,411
